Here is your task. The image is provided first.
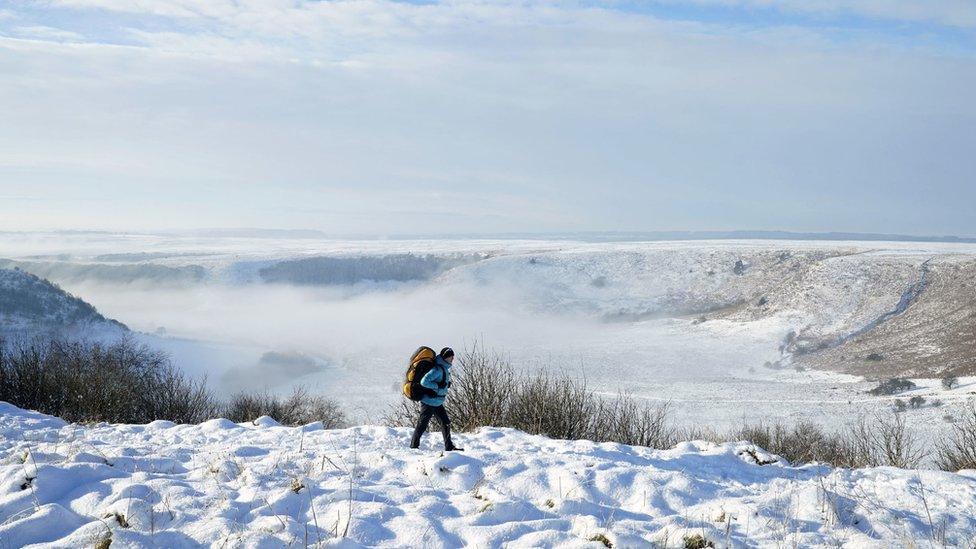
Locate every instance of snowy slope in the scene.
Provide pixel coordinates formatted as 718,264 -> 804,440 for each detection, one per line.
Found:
2,402 -> 975,548
0,268 -> 127,338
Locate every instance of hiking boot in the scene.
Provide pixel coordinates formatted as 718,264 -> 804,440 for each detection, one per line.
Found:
442,424 -> 463,452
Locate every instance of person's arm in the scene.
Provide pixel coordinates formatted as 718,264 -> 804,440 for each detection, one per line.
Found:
419,366 -> 442,396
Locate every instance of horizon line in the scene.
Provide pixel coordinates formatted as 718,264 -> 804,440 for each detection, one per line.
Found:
3,228 -> 976,244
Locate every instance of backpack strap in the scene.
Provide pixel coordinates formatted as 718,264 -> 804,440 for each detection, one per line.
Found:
435,363 -> 448,389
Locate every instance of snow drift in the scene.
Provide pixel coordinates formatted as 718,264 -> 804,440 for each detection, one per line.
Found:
1,402 -> 974,547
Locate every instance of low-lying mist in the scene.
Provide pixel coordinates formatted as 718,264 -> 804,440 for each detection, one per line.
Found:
57,273 -> 785,409
61,278 -> 592,385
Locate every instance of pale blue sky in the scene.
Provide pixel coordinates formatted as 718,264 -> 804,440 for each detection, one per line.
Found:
1,0 -> 974,236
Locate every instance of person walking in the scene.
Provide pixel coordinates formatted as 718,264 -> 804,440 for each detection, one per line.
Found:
410,347 -> 463,451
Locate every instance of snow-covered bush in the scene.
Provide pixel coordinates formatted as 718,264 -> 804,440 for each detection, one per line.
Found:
941,375 -> 959,390
868,378 -> 916,396
223,387 -> 346,428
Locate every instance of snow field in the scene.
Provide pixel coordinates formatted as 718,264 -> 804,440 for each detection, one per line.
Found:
2,403 -> 976,548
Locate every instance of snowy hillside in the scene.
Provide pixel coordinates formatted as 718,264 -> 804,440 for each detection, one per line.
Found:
0,268 -> 127,338
0,258 -> 207,287
2,402 -> 975,548
2,233 -> 975,433
8,235 -> 974,378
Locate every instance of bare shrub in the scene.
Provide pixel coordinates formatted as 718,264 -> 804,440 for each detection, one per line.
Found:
598,394 -> 677,449
224,387 -> 347,428
841,416 -> 880,468
0,337 -> 219,424
224,390 -> 280,423
678,424 -> 722,443
727,421 -> 856,466
449,344 -> 515,431
723,413 -> 926,468
382,399 -> 422,429
0,337 -> 345,428
384,344 -> 676,448
505,369 -> 600,441
871,411 -> 927,468
383,345 -> 936,468
941,375 -> 959,390
841,413 -> 927,468
935,401 -> 976,471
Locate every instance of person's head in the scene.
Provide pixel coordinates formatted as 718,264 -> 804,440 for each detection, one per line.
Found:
440,347 -> 455,364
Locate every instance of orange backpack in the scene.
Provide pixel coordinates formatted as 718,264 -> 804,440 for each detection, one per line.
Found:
402,346 -> 439,401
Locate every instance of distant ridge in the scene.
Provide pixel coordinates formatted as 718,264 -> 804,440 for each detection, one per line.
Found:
531,230 -> 976,244
177,228 -> 330,239
370,230 -> 976,244
4,229 -> 974,244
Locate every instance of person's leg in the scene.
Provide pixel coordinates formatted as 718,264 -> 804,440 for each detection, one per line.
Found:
433,406 -> 462,451
410,404 -> 434,448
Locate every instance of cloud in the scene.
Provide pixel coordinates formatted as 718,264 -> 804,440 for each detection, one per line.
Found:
668,0 -> 976,29
0,0 -> 974,235
41,0 -> 976,31
48,0 -> 232,19
12,26 -> 85,41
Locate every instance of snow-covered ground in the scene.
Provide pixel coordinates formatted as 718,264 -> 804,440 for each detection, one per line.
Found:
2,402 -> 975,548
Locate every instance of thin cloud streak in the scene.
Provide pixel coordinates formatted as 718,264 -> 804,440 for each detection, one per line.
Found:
659,0 -> 976,29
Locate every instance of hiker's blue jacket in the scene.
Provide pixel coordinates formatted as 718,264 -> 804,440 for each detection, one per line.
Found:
419,356 -> 451,406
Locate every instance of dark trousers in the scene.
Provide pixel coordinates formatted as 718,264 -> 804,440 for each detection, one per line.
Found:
410,404 -> 454,449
